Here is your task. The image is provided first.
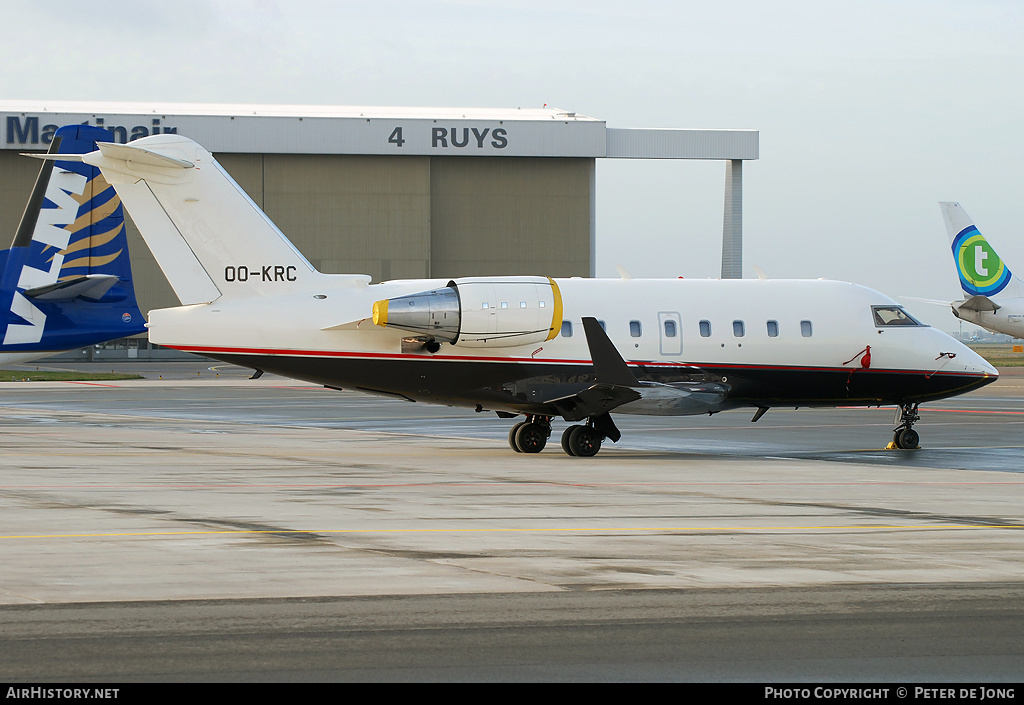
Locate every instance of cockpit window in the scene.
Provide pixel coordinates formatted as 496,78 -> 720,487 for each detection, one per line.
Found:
872,306 -> 923,327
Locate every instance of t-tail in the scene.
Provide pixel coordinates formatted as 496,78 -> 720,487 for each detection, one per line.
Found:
0,125 -> 146,364
941,201 -> 1022,301
73,134 -> 365,307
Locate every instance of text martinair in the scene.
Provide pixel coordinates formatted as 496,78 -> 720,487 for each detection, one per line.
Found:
6,116 -> 176,146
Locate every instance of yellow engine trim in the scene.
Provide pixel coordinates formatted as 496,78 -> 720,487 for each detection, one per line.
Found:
546,277 -> 563,341
372,299 -> 388,326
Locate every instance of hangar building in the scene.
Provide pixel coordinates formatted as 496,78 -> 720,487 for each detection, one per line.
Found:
1,102 -> 758,330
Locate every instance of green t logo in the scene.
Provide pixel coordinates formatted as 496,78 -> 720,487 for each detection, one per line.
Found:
954,226 -> 1011,297
960,237 -> 1002,286
974,244 -> 990,277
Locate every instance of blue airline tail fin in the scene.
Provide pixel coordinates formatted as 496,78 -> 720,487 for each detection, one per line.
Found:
0,125 -> 146,359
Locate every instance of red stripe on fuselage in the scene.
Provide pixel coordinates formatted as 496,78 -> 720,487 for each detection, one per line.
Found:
166,344 -> 990,378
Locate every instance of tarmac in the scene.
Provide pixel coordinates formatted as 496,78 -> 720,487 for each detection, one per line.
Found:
1,360 -> 1022,680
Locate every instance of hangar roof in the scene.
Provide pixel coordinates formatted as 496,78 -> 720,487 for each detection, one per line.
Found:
0,100 -> 757,160
0,100 -> 599,121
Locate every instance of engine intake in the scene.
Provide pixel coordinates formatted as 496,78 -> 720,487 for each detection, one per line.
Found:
372,286 -> 460,343
372,276 -> 562,349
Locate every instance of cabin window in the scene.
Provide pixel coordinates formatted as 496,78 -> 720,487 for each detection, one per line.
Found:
598,320 -> 607,331
520,301 -> 527,308
629,320 -> 642,337
872,305 -> 923,327
733,320 -> 745,337
699,320 -> 711,337
767,320 -> 779,337
801,320 -> 813,337
663,319 -> 677,338
501,302 -> 508,309
561,321 -> 573,337
539,301 -> 546,308
482,302 -> 489,309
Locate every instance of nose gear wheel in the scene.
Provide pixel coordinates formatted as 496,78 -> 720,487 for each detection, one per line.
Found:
890,403 -> 921,450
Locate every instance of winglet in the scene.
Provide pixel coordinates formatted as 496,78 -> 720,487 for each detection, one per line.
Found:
581,317 -> 639,387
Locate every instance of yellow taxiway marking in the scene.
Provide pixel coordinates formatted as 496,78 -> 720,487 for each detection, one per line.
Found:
2,524 -> 1022,540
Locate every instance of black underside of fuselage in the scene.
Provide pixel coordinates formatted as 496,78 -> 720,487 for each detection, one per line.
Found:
202,352 -> 995,416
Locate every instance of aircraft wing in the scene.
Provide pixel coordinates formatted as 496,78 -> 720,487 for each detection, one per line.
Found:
539,317 -> 728,426
545,383 -> 642,422
533,316 -> 642,426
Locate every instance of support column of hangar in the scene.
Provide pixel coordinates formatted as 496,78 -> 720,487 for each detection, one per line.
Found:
722,159 -> 743,280
604,129 -> 758,280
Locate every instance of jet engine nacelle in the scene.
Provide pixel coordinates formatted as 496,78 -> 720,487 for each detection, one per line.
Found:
372,276 -> 562,348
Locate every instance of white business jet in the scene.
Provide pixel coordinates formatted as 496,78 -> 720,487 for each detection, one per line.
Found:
44,135 -> 997,453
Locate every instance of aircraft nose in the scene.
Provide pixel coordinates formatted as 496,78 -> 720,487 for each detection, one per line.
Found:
977,355 -> 999,378
956,341 -> 998,379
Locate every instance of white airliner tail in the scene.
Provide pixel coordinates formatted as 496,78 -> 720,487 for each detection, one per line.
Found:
82,135 -> 367,305
940,201 -> 1023,301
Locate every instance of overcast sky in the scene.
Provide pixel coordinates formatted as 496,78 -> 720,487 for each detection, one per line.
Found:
3,0 -> 1022,332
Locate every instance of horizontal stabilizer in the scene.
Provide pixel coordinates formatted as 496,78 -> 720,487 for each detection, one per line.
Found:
956,295 -> 1000,313
94,141 -> 195,169
23,274 -> 119,301
24,145 -> 192,170
21,152 -> 84,162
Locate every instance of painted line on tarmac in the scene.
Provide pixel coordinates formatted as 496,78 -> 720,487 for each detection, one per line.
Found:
4,479 -> 1024,489
3,524 -> 1024,541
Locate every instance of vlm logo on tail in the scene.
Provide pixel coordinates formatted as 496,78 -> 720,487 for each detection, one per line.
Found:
0,124 -> 145,365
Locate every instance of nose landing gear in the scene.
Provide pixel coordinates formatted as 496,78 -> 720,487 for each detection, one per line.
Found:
888,402 -> 921,450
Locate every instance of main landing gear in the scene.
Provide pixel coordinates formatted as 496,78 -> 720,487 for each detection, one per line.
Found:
508,414 -> 616,457
508,415 -> 553,453
888,402 -> 921,450
560,424 -> 603,457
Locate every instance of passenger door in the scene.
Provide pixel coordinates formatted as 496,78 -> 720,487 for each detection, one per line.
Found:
658,311 -> 682,356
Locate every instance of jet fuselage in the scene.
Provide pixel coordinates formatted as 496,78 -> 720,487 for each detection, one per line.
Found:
150,276 -> 996,417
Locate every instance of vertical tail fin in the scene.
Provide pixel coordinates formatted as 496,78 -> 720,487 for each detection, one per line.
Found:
81,134 -> 344,305
1,125 -> 145,351
940,201 -> 1016,298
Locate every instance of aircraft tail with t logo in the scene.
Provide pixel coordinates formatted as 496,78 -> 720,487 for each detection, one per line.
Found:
0,125 -> 146,366
942,201 -> 1024,305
